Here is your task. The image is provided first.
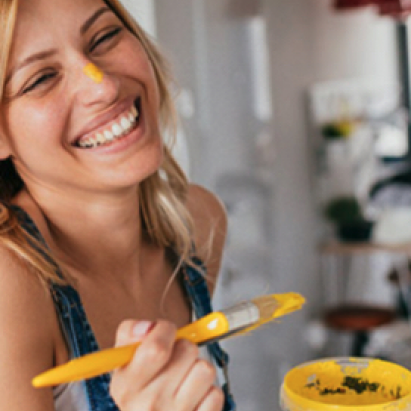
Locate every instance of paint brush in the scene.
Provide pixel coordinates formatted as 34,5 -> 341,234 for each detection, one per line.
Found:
32,292 -> 305,388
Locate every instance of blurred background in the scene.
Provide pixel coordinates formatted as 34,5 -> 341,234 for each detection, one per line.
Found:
122,0 -> 411,409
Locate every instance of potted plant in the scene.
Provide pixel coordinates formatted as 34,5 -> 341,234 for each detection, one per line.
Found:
323,196 -> 373,242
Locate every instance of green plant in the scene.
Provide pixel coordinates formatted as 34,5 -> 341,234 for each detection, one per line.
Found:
323,196 -> 374,242
323,196 -> 363,224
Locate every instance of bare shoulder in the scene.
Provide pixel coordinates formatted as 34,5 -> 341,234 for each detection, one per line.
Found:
186,184 -> 227,292
0,245 -> 56,410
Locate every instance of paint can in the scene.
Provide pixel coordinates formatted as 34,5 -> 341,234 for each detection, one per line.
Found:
280,357 -> 411,411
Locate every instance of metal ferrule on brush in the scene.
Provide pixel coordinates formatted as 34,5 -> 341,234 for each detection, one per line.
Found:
222,301 -> 260,331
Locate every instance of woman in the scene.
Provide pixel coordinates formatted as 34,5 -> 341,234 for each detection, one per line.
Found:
0,0 -> 235,410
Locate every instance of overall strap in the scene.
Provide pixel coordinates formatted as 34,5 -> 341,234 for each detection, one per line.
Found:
182,256 -> 236,411
50,285 -> 120,411
10,204 -> 119,411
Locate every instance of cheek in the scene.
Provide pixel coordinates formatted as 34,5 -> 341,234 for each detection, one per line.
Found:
120,39 -> 162,107
6,101 -> 64,150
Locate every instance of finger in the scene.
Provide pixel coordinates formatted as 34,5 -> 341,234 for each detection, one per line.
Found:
149,339 -> 199,401
173,359 -> 217,410
120,339 -> 200,410
195,387 -> 225,411
114,319 -> 154,347
110,321 -> 177,407
114,320 -> 177,386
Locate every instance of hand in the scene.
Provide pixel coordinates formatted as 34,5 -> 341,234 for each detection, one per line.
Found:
110,320 -> 224,411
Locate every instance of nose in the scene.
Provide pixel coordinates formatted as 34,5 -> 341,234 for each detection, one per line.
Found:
73,60 -> 120,108
83,63 -> 104,84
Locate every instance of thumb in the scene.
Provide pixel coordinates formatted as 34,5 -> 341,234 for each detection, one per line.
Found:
115,320 -> 154,347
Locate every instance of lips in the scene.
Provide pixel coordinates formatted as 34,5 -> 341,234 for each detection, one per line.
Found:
74,98 -> 141,149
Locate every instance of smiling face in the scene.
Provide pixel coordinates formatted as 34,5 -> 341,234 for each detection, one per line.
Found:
0,0 -> 164,199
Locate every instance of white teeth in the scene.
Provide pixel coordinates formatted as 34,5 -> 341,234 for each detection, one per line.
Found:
112,124 -> 122,137
79,138 -> 92,148
96,133 -> 105,144
121,116 -> 131,130
77,104 -> 139,148
104,130 -> 114,141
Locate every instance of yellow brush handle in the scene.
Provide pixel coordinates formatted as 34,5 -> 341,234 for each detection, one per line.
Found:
32,312 -> 229,388
32,343 -> 141,386
176,312 -> 228,343
32,292 -> 305,388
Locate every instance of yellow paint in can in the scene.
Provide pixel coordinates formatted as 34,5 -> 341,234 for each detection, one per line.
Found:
83,63 -> 104,83
280,357 -> 411,411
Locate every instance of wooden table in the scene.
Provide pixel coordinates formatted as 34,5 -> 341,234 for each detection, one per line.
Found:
319,240 -> 411,302
318,240 -> 411,355
319,240 -> 411,256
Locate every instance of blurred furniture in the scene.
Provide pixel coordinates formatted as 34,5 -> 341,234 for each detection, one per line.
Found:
319,240 -> 411,355
335,0 -> 411,17
334,0 -> 411,158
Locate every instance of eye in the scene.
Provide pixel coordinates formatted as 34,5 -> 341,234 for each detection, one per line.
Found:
22,71 -> 58,94
90,27 -> 123,53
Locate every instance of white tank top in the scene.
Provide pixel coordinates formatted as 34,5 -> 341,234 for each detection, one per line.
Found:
54,381 -> 89,411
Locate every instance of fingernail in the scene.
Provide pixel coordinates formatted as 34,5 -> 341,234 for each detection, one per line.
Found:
132,321 -> 153,338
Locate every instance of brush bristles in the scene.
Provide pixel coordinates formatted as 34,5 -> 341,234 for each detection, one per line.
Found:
224,292 -> 305,339
252,292 -> 305,321
251,295 -> 281,321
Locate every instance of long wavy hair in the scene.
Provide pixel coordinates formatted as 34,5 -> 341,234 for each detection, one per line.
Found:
0,0 -> 194,285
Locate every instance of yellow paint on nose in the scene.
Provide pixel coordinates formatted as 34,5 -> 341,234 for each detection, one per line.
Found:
83,63 -> 104,83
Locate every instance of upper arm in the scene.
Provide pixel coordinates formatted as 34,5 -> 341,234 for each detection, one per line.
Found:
186,184 -> 228,294
0,246 -> 56,410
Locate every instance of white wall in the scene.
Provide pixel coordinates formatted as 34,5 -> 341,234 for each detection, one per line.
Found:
242,1 -> 398,409
309,1 -> 397,82
262,0 -> 397,313
121,0 -> 157,36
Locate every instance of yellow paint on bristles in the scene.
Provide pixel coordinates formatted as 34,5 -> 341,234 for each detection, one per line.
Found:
234,292 -> 305,336
83,63 -> 104,83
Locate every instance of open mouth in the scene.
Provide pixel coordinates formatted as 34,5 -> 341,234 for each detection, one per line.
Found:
75,98 -> 141,149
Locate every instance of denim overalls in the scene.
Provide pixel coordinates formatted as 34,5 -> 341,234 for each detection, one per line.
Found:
12,205 -> 236,411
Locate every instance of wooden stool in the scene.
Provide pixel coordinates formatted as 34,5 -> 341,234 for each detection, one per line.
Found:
324,304 -> 396,356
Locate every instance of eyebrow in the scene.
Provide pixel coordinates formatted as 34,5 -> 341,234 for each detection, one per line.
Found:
5,7 -> 111,85
80,7 -> 111,35
5,50 -> 57,85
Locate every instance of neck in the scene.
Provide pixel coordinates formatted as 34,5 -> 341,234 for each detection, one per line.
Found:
18,185 -> 145,280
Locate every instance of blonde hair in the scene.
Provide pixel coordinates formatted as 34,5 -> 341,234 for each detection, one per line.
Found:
0,0 -> 195,285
